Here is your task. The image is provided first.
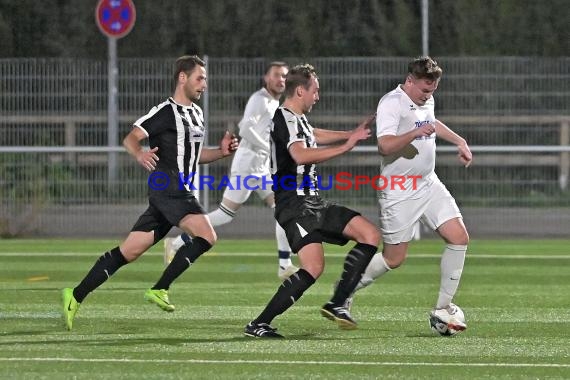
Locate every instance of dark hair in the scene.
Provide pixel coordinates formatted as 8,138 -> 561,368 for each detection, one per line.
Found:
408,56 -> 442,81
284,63 -> 318,98
173,55 -> 206,86
264,61 -> 288,76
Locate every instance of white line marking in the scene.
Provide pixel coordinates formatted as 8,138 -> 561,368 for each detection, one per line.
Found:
1,252 -> 570,259
0,357 -> 568,368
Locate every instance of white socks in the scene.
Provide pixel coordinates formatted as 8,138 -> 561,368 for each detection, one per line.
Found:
208,204 -> 235,226
436,244 -> 467,309
355,252 -> 390,291
276,221 -> 293,267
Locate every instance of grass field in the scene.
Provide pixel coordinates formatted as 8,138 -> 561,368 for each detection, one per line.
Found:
1,238 -> 569,379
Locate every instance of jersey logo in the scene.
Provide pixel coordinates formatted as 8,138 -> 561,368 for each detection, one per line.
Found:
296,223 -> 308,238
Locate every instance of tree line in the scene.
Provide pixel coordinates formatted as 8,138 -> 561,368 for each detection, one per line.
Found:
0,0 -> 568,58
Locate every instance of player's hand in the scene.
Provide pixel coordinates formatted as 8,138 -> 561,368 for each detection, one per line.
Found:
220,131 -> 239,156
457,142 -> 473,167
136,147 -> 159,171
346,125 -> 371,149
353,112 -> 376,134
415,123 -> 436,138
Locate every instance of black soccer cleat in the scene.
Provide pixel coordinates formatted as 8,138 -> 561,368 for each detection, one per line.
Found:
244,322 -> 284,338
320,302 -> 358,330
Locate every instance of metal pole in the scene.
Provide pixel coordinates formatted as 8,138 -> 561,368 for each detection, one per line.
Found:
202,55 -> 209,210
108,37 -> 119,184
421,0 -> 429,56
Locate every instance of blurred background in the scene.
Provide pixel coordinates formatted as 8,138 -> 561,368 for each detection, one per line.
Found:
0,0 -> 568,238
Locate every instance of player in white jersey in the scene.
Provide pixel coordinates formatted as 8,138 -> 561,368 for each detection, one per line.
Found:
164,62 -> 299,280
339,57 -> 472,332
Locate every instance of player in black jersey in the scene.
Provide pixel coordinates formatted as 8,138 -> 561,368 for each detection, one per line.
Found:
244,64 -> 381,338
61,55 -> 238,330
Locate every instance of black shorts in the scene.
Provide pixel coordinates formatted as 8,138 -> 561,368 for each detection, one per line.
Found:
131,192 -> 206,244
274,194 -> 360,253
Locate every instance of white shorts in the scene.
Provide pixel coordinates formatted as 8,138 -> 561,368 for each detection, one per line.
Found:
222,174 -> 274,205
379,179 -> 462,244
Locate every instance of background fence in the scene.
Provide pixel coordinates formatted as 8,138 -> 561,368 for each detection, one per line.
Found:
1,57 -> 569,238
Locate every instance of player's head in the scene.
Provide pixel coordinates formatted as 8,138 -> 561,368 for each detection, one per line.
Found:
263,61 -> 288,98
174,55 -> 207,102
284,64 -> 319,113
404,56 -> 442,106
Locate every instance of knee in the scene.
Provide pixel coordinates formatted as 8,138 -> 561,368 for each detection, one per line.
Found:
303,263 -> 324,279
205,230 -> 217,246
358,225 -> 381,247
450,230 -> 469,246
382,251 -> 406,269
384,257 -> 404,269
121,249 -> 144,263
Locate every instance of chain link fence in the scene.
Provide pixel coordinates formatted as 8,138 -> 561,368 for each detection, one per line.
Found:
1,57 -> 569,237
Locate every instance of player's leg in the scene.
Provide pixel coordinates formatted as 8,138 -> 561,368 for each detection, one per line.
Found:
261,191 -> 298,279
321,212 -> 380,329
63,233 -> 149,330
245,241 -> 322,338
245,197 -> 323,338
164,176 -> 248,263
152,213 -> 216,292
163,232 -> 193,265
209,175 -> 249,225
344,196 -> 426,309
434,217 -> 468,308
62,206 -> 162,330
422,181 -> 468,309
147,195 -> 215,311
423,182 -> 468,333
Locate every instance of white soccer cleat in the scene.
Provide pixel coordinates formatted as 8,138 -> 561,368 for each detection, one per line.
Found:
163,238 -> 176,266
429,303 -> 467,336
278,264 -> 299,280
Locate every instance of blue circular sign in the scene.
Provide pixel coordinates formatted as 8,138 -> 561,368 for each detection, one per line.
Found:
96,0 -> 136,39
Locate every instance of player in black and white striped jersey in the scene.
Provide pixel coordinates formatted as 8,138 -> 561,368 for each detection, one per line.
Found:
61,55 -> 239,330
244,64 -> 381,338
164,62 -> 299,280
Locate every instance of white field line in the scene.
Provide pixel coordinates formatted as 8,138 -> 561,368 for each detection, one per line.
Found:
0,357 -> 569,368
0,251 -> 570,259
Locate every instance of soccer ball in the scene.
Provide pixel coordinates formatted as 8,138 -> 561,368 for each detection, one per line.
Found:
429,303 -> 467,336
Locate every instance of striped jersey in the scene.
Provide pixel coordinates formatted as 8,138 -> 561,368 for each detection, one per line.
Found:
270,107 -> 319,196
134,97 -> 205,194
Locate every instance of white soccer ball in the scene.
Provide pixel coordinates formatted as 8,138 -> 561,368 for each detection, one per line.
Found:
429,303 -> 467,336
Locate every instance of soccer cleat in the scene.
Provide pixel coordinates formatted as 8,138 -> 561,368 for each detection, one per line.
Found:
320,302 -> 358,330
278,264 -> 299,280
333,280 -> 354,312
144,288 -> 175,312
163,237 -> 176,266
429,303 -> 467,336
61,288 -> 80,331
244,322 -> 284,338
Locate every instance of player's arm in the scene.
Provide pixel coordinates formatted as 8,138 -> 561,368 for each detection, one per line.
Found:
289,127 -> 370,165
238,116 -> 270,151
123,126 -> 159,172
376,97 -> 434,156
199,131 -> 239,163
313,128 -> 350,144
377,127 -> 434,156
314,113 -> 376,145
434,119 -> 473,167
237,97 -> 271,151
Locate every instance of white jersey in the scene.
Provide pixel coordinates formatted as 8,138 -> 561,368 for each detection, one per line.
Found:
231,87 -> 280,176
376,85 -> 437,199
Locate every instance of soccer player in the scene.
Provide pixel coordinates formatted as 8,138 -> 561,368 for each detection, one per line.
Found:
244,64 -> 381,338
340,56 -> 472,331
164,62 -> 299,280
61,55 -> 239,330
